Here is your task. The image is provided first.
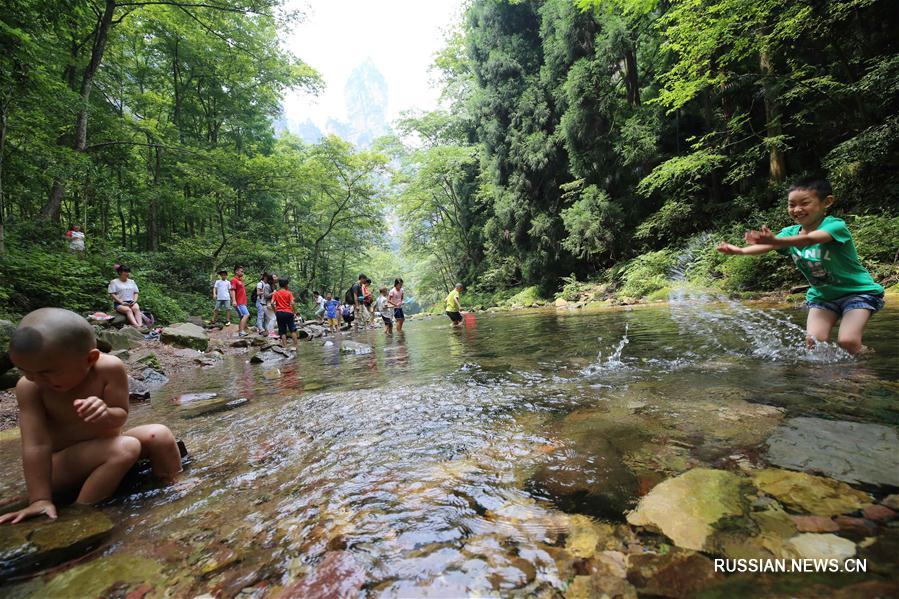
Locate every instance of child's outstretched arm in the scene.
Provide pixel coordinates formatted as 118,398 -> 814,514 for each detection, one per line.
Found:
0,380 -> 57,523
745,225 -> 833,248
716,242 -> 775,255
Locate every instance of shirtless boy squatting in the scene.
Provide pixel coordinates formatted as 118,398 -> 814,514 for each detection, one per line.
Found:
0,308 -> 182,523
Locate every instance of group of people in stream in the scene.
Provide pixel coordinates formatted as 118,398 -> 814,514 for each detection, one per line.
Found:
210,271 -> 415,349
0,178 -> 886,547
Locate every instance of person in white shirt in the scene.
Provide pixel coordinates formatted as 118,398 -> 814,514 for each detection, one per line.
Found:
108,265 -> 144,328
212,269 -> 232,326
66,225 -> 85,253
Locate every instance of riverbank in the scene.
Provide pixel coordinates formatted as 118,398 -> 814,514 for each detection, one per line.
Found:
454,281 -> 899,315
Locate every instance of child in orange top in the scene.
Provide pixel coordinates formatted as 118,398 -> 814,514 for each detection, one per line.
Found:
271,278 -> 299,351
0,308 -> 181,523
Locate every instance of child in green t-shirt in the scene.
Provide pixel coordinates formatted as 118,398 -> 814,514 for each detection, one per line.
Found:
717,177 -> 884,355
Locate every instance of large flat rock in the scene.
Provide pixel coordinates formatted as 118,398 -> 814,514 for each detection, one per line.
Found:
627,468 -> 750,551
0,504 -> 114,578
765,417 -> 899,490
160,322 -> 209,351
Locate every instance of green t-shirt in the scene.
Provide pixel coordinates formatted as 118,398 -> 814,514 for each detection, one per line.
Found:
776,216 -> 883,302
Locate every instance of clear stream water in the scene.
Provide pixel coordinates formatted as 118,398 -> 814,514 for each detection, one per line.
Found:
1,297 -> 898,596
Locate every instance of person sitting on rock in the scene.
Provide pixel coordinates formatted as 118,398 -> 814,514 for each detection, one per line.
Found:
108,265 -> 144,329
0,308 -> 182,524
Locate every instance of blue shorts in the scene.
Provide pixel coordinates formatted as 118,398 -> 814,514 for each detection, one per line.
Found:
807,293 -> 884,316
236,304 -> 250,317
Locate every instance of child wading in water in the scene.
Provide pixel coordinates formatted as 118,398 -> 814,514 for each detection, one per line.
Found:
717,177 -> 884,354
0,308 -> 182,523
376,287 -> 393,335
324,292 -> 340,334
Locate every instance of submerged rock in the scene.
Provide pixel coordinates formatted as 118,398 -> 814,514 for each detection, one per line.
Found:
627,468 -> 749,551
791,515 -> 839,533
339,341 -> 373,355
626,548 -> 723,598
765,417 -> 899,489
36,553 -> 164,597
564,514 -> 617,558
0,504 -> 114,578
180,396 -> 249,419
160,322 -> 209,351
751,468 -> 871,517
276,551 -> 365,598
862,504 -> 896,522
783,533 -> 856,561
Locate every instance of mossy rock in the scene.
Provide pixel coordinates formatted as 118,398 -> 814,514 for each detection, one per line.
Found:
29,552 -> 165,598
0,504 -> 114,579
0,319 -> 17,373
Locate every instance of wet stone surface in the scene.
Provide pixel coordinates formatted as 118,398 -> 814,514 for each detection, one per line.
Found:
0,306 -> 897,596
0,504 -> 113,579
765,417 -> 899,489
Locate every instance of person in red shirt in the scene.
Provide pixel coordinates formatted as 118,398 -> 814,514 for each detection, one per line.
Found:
271,278 -> 299,351
230,266 -> 250,337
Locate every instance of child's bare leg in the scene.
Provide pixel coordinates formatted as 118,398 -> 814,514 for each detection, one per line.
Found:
291,331 -> 299,350
806,308 -> 837,349
836,308 -> 872,355
124,424 -> 182,481
52,436 -> 142,504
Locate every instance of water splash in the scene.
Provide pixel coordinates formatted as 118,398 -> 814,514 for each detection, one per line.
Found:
666,234 -> 851,363
581,325 -> 630,376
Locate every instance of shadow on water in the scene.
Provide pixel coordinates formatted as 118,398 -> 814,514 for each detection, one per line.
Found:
1,303 -> 897,595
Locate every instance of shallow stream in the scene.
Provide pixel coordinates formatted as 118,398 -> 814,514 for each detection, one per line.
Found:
2,297 -> 898,596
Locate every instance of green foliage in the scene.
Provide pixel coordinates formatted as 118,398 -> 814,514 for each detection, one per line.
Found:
560,184 -> 623,261
617,250 -> 677,298
559,274 -> 589,301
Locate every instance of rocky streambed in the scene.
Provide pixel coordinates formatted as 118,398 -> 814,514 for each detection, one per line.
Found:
0,306 -> 897,597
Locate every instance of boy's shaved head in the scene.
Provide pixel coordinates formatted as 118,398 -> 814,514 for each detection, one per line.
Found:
10,308 -> 97,355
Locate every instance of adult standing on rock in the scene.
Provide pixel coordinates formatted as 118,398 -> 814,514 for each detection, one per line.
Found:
108,265 -> 144,329
350,275 -> 366,331
388,278 -> 406,333
230,265 -> 250,338
255,272 -> 271,334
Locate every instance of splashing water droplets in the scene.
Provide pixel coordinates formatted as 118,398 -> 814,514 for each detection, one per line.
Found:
666,234 -> 851,364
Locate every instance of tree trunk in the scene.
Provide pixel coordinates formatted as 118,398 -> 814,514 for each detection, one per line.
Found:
623,44 -> 640,107
41,0 -> 117,221
760,46 -> 786,183
0,97 -> 8,254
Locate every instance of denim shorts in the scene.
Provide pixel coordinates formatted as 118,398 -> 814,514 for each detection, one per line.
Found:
215,299 -> 230,310
236,304 -> 250,317
807,293 -> 884,316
